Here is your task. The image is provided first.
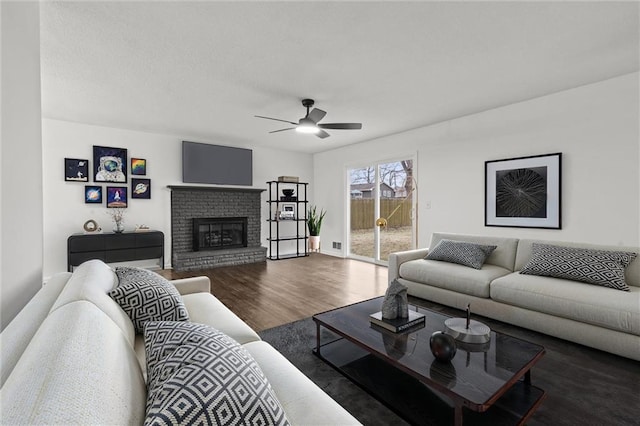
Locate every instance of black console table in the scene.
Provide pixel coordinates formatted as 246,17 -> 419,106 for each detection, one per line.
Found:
67,231 -> 164,272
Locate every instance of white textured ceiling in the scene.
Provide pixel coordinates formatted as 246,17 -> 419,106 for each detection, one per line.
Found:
40,1 -> 639,154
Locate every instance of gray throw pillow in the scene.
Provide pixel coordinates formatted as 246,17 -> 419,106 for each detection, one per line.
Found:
425,239 -> 497,269
109,267 -> 189,333
144,321 -> 290,426
520,243 -> 637,291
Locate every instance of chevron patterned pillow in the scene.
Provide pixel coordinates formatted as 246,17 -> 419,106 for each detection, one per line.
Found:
520,243 -> 637,291
144,321 -> 290,426
109,267 -> 189,333
426,239 -> 497,269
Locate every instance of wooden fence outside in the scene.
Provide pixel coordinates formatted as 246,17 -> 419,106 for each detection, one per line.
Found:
350,198 -> 413,230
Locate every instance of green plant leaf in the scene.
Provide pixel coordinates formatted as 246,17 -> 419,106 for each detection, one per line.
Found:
307,205 -> 326,236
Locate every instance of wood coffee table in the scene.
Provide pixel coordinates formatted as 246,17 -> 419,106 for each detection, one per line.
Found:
313,297 -> 546,426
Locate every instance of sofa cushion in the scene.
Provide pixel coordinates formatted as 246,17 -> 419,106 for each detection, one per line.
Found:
144,321 -> 289,426
0,301 -> 146,425
399,259 -> 511,298
491,272 -> 640,335
49,259 -> 135,346
133,293 -> 262,381
430,233 -> 519,271
426,239 -> 497,269
520,243 -> 637,291
1,272 -> 71,387
181,292 -> 261,344
109,278 -> 189,334
515,239 -> 640,288
115,266 -> 173,286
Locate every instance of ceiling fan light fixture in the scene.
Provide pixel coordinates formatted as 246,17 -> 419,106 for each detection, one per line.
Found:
296,118 -> 319,134
256,99 -> 361,139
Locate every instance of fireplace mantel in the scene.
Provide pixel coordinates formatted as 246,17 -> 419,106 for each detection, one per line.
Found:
167,185 -> 266,193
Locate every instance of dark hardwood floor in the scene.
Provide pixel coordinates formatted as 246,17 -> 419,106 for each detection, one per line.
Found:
158,253 -> 389,331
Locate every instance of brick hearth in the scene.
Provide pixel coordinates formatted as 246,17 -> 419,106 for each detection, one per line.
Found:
168,186 -> 266,271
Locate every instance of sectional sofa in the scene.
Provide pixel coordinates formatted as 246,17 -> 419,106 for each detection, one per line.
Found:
0,259 -> 360,425
388,232 -> 640,361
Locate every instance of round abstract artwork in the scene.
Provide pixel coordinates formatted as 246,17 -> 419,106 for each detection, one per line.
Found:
495,167 -> 547,218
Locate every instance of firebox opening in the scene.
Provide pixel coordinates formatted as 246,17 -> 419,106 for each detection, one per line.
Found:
193,217 -> 248,251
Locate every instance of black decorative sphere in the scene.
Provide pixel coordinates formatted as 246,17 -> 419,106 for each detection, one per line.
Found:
430,331 -> 457,362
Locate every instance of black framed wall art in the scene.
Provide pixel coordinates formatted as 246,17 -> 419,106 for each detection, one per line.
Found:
84,186 -> 102,204
106,186 -> 128,208
131,178 -> 151,199
94,146 -> 127,182
485,153 -> 561,229
65,158 -> 89,182
131,158 -> 146,175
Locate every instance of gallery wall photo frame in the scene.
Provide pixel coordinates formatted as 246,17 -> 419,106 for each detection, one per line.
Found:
278,203 -> 296,220
65,158 -> 89,182
93,146 -> 128,182
131,178 -> 151,199
106,186 -> 128,208
131,158 -> 147,175
84,186 -> 102,204
485,152 -> 561,229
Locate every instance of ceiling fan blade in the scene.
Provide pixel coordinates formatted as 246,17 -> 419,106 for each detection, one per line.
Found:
269,128 -> 296,134
255,115 -> 298,125
316,129 -> 330,139
318,123 -> 362,130
307,108 -> 327,123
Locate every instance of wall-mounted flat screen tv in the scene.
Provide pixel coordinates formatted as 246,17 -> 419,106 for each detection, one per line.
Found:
182,141 -> 253,186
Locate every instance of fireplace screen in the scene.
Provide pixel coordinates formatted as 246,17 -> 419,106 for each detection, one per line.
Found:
193,217 -> 248,251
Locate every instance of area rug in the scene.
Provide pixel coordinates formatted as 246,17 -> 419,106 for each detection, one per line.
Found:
259,310 -> 640,426
258,317 -> 409,426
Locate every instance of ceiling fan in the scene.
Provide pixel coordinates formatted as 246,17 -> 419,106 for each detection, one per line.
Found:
255,99 -> 362,139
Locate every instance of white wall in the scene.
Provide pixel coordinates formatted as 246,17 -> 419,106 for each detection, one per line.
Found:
1,2 -> 44,330
42,119 -> 313,277
315,73 -> 640,256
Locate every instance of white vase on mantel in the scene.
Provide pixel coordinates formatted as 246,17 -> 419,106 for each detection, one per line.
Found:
309,235 -> 320,252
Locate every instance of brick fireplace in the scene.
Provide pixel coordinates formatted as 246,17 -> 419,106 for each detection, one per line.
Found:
168,186 -> 266,271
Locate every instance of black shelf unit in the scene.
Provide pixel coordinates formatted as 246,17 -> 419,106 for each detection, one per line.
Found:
266,181 -> 309,260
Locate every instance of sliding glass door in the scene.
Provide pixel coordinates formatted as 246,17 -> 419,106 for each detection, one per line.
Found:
348,158 -> 415,264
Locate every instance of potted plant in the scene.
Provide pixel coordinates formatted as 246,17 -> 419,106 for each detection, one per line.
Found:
307,205 -> 326,251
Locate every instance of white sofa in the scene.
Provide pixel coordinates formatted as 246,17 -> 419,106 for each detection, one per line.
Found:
389,232 -> 640,361
0,259 -> 360,425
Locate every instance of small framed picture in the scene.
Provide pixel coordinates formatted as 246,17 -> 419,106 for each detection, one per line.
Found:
65,158 -> 89,182
94,145 -> 127,182
131,158 -> 147,175
131,178 -> 151,199
84,186 -> 102,204
278,203 -> 296,220
106,186 -> 128,208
